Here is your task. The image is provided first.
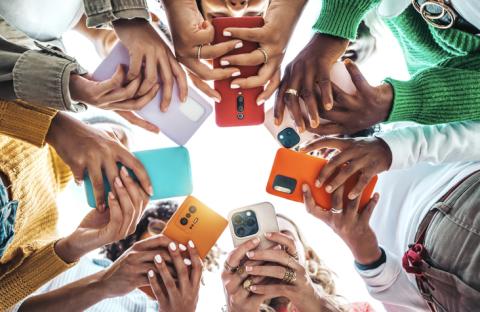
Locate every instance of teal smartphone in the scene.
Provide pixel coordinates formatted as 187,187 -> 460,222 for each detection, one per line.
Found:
84,147 -> 193,208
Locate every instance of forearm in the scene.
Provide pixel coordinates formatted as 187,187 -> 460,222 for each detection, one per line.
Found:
18,272 -> 107,312
83,0 -> 150,28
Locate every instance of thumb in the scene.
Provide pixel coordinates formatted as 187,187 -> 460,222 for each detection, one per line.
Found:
193,20 -> 215,45
343,59 -> 370,93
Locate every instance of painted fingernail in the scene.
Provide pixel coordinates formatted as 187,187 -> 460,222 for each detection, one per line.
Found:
109,192 -> 115,200
231,71 -> 241,77
274,118 -> 281,126
325,103 -> 333,111
252,237 -> 260,244
256,99 -> 265,106
148,270 -> 155,277
148,186 -> 153,196
250,285 -> 257,291
246,251 -> 254,258
245,266 -> 253,272
311,119 -> 320,128
220,60 -> 230,66
223,30 -> 232,37
302,184 -> 309,192
121,166 -> 129,177
188,240 -> 195,248
344,58 -> 353,65
348,192 -> 357,200
315,180 -> 321,188
231,84 -> 240,89
169,242 -> 177,251
184,258 -> 192,266
325,185 -> 333,193
179,244 -> 187,252
264,232 -> 272,238
154,254 -> 162,264
115,177 -> 123,187
234,41 -> 243,49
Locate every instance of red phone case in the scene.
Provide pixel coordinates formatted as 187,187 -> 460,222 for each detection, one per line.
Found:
212,17 -> 265,127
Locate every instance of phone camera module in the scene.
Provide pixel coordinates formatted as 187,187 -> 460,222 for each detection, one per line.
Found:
180,217 -> 188,225
189,206 -> 197,213
232,210 -> 259,238
277,127 -> 300,148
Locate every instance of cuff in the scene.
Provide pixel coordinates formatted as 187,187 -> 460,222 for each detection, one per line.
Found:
355,247 -> 401,292
375,131 -> 411,170
85,0 -> 149,28
0,241 -> 76,310
12,43 -> 88,112
0,100 -> 58,147
312,0 -> 381,40
384,78 -> 423,123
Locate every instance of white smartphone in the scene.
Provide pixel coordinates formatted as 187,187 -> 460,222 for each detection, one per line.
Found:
228,202 -> 279,250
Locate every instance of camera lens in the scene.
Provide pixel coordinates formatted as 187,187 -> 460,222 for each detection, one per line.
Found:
189,206 -> 197,213
186,213 -> 191,218
246,218 -> 256,227
236,226 -> 246,236
237,113 -> 244,120
180,217 -> 188,225
233,214 -> 243,225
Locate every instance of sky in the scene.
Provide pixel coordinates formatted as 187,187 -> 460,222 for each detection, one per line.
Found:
57,1 -> 410,311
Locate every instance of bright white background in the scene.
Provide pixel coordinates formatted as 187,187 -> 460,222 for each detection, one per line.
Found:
57,1 -> 409,311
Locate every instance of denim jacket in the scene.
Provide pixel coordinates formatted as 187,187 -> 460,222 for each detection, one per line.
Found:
0,0 -> 149,112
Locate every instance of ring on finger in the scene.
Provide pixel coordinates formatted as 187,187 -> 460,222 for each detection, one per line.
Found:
257,47 -> 269,64
285,88 -> 299,97
331,207 -> 343,214
224,261 -> 238,273
282,268 -> 296,284
243,278 -> 254,290
197,44 -> 204,60
236,265 -> 245,275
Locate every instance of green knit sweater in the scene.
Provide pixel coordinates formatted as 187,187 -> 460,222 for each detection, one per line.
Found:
313,0 -> 480,124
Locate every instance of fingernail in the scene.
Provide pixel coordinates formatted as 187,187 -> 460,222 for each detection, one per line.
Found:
264,232 -> 272,238
109,192 -> 115,200
184,258 -> 192,266
223,30 -> 232,37
231,84 -> 240,89
245,266 -> 252,272
231,71 -> 241,77
148,270 -> 154,277
121,166 -> 129,177
256,99 -> 265,106
325,185 -> 332,193
181,96 -> 187,103
274,245 -> 282,250
344,58 -> 352,65
246,251 -> 254,258
115,177 -> 123,187
220,60 -> 230,66
325,103 -> 333,111
148,186 -> 153,196
179,244 -> 187,252
214,96 -> 221,102
234,41 -> 243,49
302,184 -> 309,192
250,285 -> 257,291
188,240 -> 195,248
348,192 -> 357,200
252,237 -> 260,244
169,242 -> 177,251
154,254 -> 162,263
311,119 -> 320,128
315,180 -> 321,188
274,118 -> 281,126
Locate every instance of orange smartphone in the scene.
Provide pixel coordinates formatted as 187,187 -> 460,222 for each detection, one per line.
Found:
266,148 -> 377,210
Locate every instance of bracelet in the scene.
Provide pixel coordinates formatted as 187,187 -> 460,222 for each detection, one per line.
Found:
354,247 -> 386,271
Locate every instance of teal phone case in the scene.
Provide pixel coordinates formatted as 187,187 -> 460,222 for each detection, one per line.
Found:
84,147 -> 193,208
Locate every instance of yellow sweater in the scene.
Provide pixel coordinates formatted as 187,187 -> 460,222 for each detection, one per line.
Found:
0,134 -> 74,309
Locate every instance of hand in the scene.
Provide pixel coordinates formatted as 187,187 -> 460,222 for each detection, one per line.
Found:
46,113 -> 152,209
275,33 -> 349,131
222,238 -> 268,312
312,59 -> 394,136
147,241 -> 203,312
113,18 -> 188,111
301,137 -> 392,200
163,0 -> 241,100
99,234 -> 174,298
246,232 -> 330,312
303,184 -> 382,265
56,171 -> 149,263
223,0 -> 306,103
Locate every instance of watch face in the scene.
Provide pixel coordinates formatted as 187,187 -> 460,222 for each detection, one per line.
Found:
277,127 -> 300,148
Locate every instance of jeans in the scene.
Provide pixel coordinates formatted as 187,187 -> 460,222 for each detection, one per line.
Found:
0,177 -> 18,258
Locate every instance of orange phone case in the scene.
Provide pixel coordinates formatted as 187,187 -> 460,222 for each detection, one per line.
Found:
266,148 -> 377,210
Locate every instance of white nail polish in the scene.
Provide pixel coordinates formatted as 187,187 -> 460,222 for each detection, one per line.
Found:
223,30 -> 232,37
232,71 -> 241,77
184,258 -> 192,266
231,84 -> 240,89
234,42 -> 243,49
169,242 -> 177,251
256,99 -> 265,106
154,255 -> 162,263
220,60 -> 230,66
179,244 -> 187,252
148,270 -> 154,277
188,240 -> 195,248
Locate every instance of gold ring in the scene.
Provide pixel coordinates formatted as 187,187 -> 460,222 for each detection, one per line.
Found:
282,268 -> 296,284
331,207 -> 343,214
236,266 -> 245,275
197,44 -> 204,60
285,89 -> 298,97
257,47 -> 268,64
243,278 -> 254,290
224,261 -> 238,273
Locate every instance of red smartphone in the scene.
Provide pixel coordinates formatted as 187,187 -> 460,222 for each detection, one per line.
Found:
212,16 -> 265,127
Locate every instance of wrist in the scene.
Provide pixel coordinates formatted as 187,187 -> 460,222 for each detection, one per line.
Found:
54,236 -> 85,264
46,112 -> 68,147
347,231 -> 382,265
378,83 -> 394,122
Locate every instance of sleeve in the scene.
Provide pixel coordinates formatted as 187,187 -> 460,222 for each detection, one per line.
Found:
83,0 -> 150,28
355,248 -> 429,311
385,53 -> 480,124
376,121 -> 480,170
0,100 -> 57,147
0,38 -> 88,112
0,241 -> 76,310
312,0 -> 381,40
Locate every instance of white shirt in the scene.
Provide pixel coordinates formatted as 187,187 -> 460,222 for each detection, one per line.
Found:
355,122 -> 480,311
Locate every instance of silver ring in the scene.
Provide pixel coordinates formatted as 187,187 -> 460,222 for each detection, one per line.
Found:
285,88 -> 299,97
257,47 -> 268,64
197,44 -> 204,60
331,207 -> 343,214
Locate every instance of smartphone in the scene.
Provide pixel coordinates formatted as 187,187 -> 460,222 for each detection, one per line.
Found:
93,43 -> 212,146
84,147 -> 193,208
212,16 -> 265,127
266,148 -> 377,210
264,62 -> 356,149
228,202 -> 279,250
163,196 -> 228,259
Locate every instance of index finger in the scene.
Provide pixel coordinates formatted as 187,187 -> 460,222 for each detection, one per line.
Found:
117,150 -> 152,196
134,234 -> 173,250
300,137 -> 351,153
230,61 -> 276,89
225,237 -> 261,269
223,27 -> 265,42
